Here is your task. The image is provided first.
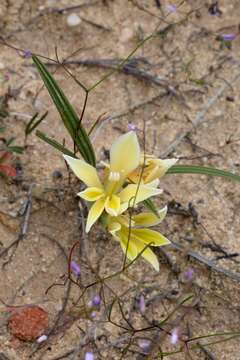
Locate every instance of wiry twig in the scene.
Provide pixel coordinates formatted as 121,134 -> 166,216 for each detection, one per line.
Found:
198,342 -> 218,360
42,57 -> 179,96
0,184 -> 33,263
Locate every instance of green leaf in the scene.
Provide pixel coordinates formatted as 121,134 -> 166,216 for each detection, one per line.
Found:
25,111 -> 48,136
36,130 -> 76,157
143,198 -> 160,217
167,165 -> 240,182
7,146 -> 24,154
0,126 -> 5,133
32,55 -> 96,166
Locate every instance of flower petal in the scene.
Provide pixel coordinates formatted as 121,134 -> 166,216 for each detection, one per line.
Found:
78,187 -> 104,201
119,234 -> 138,261
119,184 -> 162,206
63,155 -> 102,188
86,198 -> 106,232
132,206 -> 167,227
132,228 -> 170,246
139,245 -> 159,271
108,221 -> 121,237
110,132 -> 140,178
128,233 -> 160,271
144,158 -> 178,183
105,195 -> 120,216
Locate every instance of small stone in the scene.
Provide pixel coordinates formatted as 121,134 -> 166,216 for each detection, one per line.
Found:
8,306 -> 49,341
67,13 -> 82,27
36,334 -> 48,343
0,62 -> 5,70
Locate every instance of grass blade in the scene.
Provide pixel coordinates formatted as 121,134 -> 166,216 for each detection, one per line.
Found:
32,55 -> 96,166
36,130 -> 76,157
25,111 -> 48,136
167,165 -> 240,182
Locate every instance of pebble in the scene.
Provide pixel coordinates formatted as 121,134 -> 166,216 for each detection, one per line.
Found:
67,13 -> 82,27
0,62 -> 5,70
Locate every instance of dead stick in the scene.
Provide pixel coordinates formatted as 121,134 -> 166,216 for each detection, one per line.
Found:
171,240 -> 240,283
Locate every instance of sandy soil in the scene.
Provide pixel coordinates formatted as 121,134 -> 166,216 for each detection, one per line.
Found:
1,0 -> 240,359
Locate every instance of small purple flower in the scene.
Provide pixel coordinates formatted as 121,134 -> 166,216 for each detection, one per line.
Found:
170,327 -> 179,345
138,339 -> 151,353
85,352 -> 94,360
127,122 -> 137,131
183,268 -> 194,282
91,294 -> 101,307
70,261 -> 81,277
19,49 -> 32,59
221,34 -> 236,41
90,311 -> 97,318
139,294 -> 146,314
166,4 -> 177,13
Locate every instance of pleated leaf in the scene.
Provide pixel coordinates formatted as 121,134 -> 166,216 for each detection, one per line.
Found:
32,55 -> 95,166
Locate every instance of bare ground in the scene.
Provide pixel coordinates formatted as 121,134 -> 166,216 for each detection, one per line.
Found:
1,0 -> 240,359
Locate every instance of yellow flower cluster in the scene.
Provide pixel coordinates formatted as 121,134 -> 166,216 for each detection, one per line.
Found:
64,132 -> 177,271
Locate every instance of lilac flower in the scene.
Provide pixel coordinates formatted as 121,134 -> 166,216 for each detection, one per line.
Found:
19,50 -> 32,59
91,294 -> 101,307
127,122 -> 137,131
85,352 -> 94,360
70,261 -> 81,276
170,327 -> 179,345
166,4 -> 177,13
138,339 -> 151,353
182,268 -> 194,282
139,294 -> 146,314
90,311 -> 97,318
221,34 -> 236,41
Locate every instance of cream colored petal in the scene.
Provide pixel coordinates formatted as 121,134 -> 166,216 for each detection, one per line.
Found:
78,187 -> 104,201
140,245 -> 159,271
131,236 -> 159,271
110,132 -> 140,178
145,158 -> 178,183
119,184 -> 162,207
132,228 -> 170,246
108,221 -> 121,237
63,155 -> 102,188
86,198 -> 106,232
105,195 -> 121,216
119,233 -> 138,261
145,179 -> 160,188
132,206 -> 168,227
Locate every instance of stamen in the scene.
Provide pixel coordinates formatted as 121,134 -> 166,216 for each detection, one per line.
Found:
108,171 -> 120,182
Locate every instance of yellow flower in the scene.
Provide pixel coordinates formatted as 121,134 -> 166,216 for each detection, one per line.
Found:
107,207 -> 170,271
64,132 -> 162,232
128,154 -> 178,184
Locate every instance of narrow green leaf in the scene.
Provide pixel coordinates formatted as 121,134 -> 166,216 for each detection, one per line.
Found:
32,55 -> 96,166
25,112 -> 48,136
36,130 -> 76,157
7,146 -> 24,154
143,198 -> 159,217
167,165 -> 240,182
0,126 -> 5,133
25,112 -> 39,135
